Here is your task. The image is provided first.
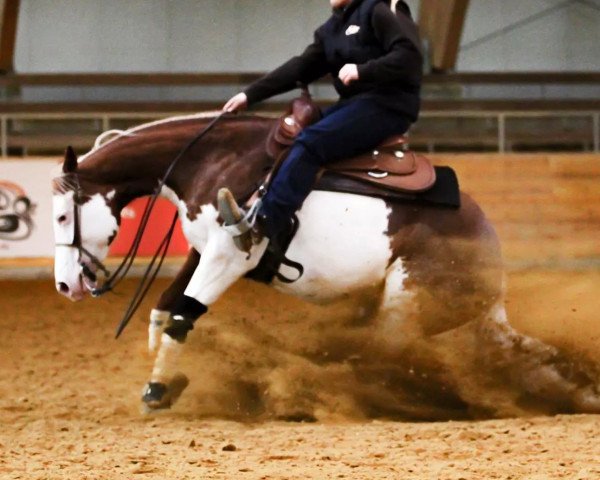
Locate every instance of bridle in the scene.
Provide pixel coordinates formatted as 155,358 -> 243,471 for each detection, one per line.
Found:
56,112 -> 226,337
55,174 -> 112,292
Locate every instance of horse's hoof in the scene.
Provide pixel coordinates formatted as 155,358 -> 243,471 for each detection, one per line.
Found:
141,374 -> 190,411
142,382 -> 170,410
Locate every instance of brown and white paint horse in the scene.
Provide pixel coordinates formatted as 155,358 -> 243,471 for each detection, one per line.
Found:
52,112 -> 600,416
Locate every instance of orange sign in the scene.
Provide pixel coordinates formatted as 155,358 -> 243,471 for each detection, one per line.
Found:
109,198 -> 189,257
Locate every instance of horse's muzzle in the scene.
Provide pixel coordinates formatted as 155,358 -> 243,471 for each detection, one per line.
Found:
55,276 -> 86,301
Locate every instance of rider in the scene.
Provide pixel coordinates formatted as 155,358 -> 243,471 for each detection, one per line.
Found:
219,0 -> 423,249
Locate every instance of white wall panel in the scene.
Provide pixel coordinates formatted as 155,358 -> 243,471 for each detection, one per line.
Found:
13,0 -> 600,73
0,161 -> 56,258
458,0 -> 600,71
165,0 -> 238,72
14,0 -> 333,73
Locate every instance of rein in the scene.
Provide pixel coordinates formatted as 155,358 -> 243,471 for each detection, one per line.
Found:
61,112 -> 226,338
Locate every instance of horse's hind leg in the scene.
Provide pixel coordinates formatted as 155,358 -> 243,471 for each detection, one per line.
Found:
477,300 -> 600,414
373,258 -> 422,349
143,248 -> 200,411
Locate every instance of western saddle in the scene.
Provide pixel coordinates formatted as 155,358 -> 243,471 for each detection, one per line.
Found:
266,87 -> 436,194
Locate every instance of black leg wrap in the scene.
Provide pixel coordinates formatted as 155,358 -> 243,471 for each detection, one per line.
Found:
164,296 -> 208,343
164,315 -> 196,343
172,295 -> 208,319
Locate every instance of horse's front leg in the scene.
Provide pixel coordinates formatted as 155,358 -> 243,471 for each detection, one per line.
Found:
148,248 -> 201,353
142,230 -> 265,411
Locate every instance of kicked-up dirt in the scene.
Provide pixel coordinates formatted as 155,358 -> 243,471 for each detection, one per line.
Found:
0,269 -> 599,479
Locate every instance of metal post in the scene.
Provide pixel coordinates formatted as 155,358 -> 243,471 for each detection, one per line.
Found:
593,112 -> 599,153
1,115 -> 7,157
498,113 -> 506,153
102,115 -> 110,132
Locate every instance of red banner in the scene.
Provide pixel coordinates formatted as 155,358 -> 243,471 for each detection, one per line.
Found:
109,198 -> 189,257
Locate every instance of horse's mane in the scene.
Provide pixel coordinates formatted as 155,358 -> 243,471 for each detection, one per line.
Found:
51,173 -> 77,194
79,111 -> 224,163
93,129 -> 136,149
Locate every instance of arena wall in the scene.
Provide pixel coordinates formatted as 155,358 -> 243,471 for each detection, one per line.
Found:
431,153 -> 600,268
1,153 -> 599,271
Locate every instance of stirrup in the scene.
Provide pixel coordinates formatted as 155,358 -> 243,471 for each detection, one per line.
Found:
217,188 -> 262,253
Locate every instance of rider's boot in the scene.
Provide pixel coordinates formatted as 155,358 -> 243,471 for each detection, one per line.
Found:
218,187 -> 304,282
217,188 -> 266,253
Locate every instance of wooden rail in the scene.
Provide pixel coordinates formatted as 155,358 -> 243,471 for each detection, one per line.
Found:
0,72 -> 598,86
1,99 -> 599,114
0,109 -> 598,156
0,71 -> 598,155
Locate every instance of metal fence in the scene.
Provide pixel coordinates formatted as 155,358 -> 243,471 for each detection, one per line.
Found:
1,109 -> 598,157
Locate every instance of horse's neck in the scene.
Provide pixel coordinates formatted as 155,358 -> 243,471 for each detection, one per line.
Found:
78,115 -> 274,209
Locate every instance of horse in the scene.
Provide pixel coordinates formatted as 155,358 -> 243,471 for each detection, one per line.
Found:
52,112 -> 600,419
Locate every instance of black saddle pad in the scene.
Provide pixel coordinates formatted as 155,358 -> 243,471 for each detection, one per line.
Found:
315,166 -> 461,209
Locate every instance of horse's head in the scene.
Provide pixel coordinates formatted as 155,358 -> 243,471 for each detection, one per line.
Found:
52,147 -> 119,301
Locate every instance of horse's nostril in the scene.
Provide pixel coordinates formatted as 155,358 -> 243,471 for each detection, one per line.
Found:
57,282 -> 70,294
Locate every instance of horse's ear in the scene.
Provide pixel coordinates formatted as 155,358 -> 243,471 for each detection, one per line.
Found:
63,146 -> 78,174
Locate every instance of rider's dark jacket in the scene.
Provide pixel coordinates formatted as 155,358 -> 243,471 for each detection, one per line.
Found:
244,0 -> 423,121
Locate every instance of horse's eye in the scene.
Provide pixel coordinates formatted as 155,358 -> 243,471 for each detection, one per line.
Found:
57,214 -> 67,224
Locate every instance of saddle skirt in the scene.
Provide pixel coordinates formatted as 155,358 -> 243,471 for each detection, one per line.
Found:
326,137 -> 436,193
266,89 -> 436,195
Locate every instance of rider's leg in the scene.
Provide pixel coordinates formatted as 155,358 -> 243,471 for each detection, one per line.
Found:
258,98 -> 412,238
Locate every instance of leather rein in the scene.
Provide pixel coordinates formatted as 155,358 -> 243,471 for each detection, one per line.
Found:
57,112 -> 226,338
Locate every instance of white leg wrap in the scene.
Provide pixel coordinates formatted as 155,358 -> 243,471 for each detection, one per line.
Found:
150,333 -> 185,384
148,309 -> 171,353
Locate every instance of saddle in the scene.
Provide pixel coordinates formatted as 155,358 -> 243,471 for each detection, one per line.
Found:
266,87 -> 322,159
266,88 -> 436,194
249,90 -> 454,286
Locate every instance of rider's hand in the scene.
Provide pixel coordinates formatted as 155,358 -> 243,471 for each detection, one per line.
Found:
338,64 -> 359,86
223,92 -> 248,113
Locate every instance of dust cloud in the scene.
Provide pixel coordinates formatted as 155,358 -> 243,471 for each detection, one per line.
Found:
175,271 -> 600,421
2,273 -> 598,423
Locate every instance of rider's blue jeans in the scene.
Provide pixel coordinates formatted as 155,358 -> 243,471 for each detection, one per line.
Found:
259,97 -> 412,238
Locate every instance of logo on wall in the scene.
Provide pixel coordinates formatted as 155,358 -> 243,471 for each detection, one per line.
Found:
0,181 -> 35,241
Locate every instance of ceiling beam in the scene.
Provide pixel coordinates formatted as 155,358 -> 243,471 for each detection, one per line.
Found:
419,0 -> 470,72
0,0 -> 20,74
